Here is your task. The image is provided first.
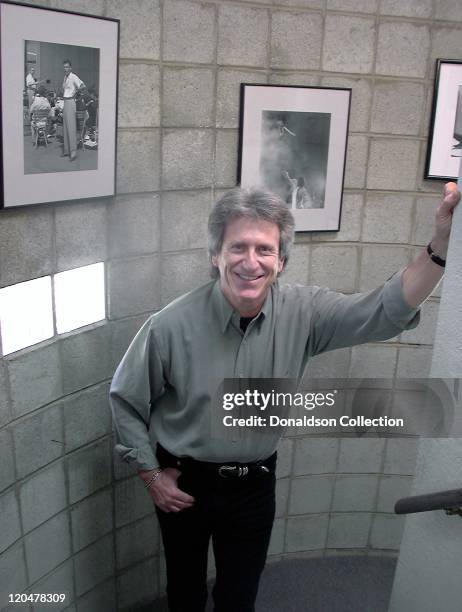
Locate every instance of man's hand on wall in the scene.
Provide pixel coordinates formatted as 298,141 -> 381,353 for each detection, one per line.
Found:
139,467 -> 195,513
431,181 -> 461,259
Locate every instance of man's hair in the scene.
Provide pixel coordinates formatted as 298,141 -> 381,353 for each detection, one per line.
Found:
207,187 -> 295,278
37,85 -> 47,97
63,59 -> 72,66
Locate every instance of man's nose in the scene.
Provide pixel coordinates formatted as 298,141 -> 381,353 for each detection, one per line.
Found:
242,248 -> 260,269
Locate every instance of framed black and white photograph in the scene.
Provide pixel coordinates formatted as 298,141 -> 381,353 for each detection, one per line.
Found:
425,59 -> 462,181
238,84 -> 351,232
0,1 -> 119,209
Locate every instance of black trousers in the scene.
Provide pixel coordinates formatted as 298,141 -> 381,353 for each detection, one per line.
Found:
155,446 -> 276,612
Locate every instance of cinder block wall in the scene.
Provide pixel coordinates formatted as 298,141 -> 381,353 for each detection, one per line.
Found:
1,0 -> 461,610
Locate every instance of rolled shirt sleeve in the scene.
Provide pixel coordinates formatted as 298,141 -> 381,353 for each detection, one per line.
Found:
110,319 -> 165,470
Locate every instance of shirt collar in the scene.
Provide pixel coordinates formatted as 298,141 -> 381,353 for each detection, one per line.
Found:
212,279 -> 274,333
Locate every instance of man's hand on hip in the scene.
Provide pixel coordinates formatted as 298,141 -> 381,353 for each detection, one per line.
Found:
139,467 -> 195,513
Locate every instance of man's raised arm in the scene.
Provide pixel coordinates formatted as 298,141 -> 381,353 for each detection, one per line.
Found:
402,183 -> 460,309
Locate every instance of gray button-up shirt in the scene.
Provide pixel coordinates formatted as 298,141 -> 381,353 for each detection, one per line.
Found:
110,272 -> 419,470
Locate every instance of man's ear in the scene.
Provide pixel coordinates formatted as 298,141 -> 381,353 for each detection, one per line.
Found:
211,254 -> 218,268
278,257 -> 285,274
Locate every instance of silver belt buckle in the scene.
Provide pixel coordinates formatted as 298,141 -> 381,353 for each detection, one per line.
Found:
218,465 -> 249,478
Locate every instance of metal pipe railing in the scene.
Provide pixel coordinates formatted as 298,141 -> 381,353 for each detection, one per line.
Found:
395,488 -> 462,517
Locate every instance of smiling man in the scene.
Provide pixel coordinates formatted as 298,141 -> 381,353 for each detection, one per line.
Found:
110,184 -> 459,612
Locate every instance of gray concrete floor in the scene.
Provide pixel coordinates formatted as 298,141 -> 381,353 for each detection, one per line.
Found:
23,133 -> 98,175
148,555 -> 397,611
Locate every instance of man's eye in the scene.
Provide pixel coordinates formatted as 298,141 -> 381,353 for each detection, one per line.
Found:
230,245 -> 244,253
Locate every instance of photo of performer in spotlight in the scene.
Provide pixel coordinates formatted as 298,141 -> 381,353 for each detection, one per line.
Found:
259,110 -> 330,209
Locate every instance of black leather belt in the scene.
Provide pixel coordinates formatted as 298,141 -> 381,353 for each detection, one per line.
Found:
156,443 -> 276,479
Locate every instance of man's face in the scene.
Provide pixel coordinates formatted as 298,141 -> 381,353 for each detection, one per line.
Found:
63,63 -> 71,76
212,217 -> 284,316
30,68 -> 35,75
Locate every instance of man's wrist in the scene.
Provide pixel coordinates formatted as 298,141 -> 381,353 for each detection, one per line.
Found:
140,468 -> 163,489
429,238 -> 448,260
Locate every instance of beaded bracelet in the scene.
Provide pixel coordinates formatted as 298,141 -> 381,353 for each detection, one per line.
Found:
144,468 -> 163,489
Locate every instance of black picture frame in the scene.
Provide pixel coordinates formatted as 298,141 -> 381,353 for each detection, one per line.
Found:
0,0 -> 119,209
238,83 -> 351,232
425,59 -> 462,181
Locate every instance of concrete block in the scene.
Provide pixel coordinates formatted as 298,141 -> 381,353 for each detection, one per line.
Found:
116,514 -> 159,569
413,196 -> 439,246
74,534 -> 114,597
327,0 -> 377,10
76,578 -> 116,612
359,245 -> 409,292
276,437 -> 293,479
163,0 -> 216,64
115,476 -> 154,528
376,22 -> 430,78
63,383 -> 111,453
323,15 -> 375,74
25,512 -> 71,583
118,64 -> 160,128
216,69 -> 267,128
0,208 -> 53,287
267,518 -> 285,557
396,346 -> 432,378
218,5 -> 268,67
162,129 -> 213,190
344,134 -> 368,189
285,514 -> 328,552
310,245 -> 358,293
20,462 -> 66,534
116,129 -> 160,195
368,138 -> 420,191
59,325 -> 111,395
380,0 -> 432,17
271,11 -> 322,70
370,514 -> 405,549
401,299 -> 438,346
7,343 -> 62,418
434,0 -> 462,21
430,27 -> 462,64
0,428 -> 15,493
215,130 -> 239,188
276,478 -> 289,518
0,361 -> 11,428
50,0 -> 104,14
0,543 -> 28,603
377,475 -> 413,513
293,438 -> 338,476
108,255 -> 160,319
105,0 -> 160,60
55,200 -> 107,273
384,439 -> 418,475
321,76 -> 371,133
332,475 -> 379,511
312,193 -> 363,243
277,0 -> 323,7
30,560 -> 74,611
117,557 -> 159,611
269,73 -> 319,86
108,194 -> 160,259
303,347 -> 351,379
67,439 -> 112,504
349,344 -> 398,379
13,404 -> 63,479
71,489 -> 113,552
327,513 -> 372,549
362,193 -> 413,244
289,475 -> 335,514
163,68 -> 215,129
371,81 -> 425,136
282,243 -> 310,286
113,450 -> 138,481
161,190 -> 211,252
338,438 -> 385,473
110,315 -> 149,372
0,490 -> 21,553
160,250 -> 210,306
